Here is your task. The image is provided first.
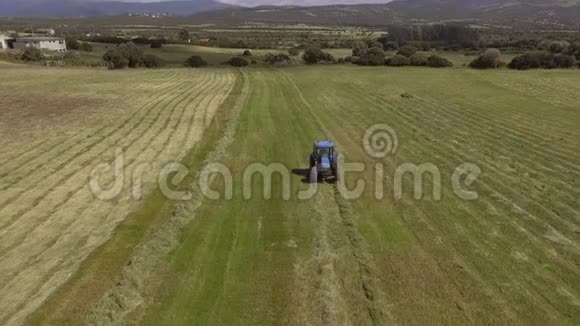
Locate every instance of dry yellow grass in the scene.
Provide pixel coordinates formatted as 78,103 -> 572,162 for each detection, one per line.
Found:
0,66 -> 235,325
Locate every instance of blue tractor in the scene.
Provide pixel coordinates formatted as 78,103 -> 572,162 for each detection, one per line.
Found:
309,140 -> 339,183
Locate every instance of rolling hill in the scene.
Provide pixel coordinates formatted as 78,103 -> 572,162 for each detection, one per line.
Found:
0,0 -> 233,18
189,0 -> 580,29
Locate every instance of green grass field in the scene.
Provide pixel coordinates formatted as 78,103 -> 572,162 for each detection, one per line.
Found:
1,64 -> 579,325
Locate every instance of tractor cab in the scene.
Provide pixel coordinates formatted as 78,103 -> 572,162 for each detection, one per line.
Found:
309,140 -> 339,183
313,141 -> 335,169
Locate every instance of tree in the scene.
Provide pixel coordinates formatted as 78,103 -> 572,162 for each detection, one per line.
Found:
303,46 -> 324,64
102,43 -> 151,69
469,48 -> 501,69
397,45 -> 417,58
66,38 -> 80,50
116,43 -> 145,68
179,29 -> 190,42
103,49 -> 128,69
506,52 -> 574,70
356,46 -> 385,66
184,55 -> 208,67
242,49 -> 252,56
352,41 -> 368,56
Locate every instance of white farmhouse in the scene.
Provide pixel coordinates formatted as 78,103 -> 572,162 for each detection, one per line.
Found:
0,34 -> 11,50
12,37 -> 67,52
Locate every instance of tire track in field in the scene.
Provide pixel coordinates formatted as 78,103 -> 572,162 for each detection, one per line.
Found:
389,91 -> 580,211
0,71 -> 236,325
322,92 -> 525,322
0,71 -> 176,169
365,80 -> 580,176
345,80 -> 580,226
0,72 -> 202,225
0,73 -> 218,260
280,70 -> 396,325
411,93 -> 580,173
0,71 -> 186,190
345,82 -> 580,251
85,70 -> 247,326
375,92 -> 580,235
314,78 -> 572,321
328,80 -> 573,310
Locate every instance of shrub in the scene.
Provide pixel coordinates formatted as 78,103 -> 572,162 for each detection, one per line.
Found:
103,43 -> 146,69
19,48 -> 44,62
427,55 -> 453,68
371,41 -> 384,50
409,54 -> 428,66
387,55 -> 410,66
243,49 -> 252,56
303,46 -> 333,64
548,41 -> 570,54
469,48 -> 501,69
553,54 -> 577,68
266,53 -> 293,65
355,46 -> 385,66
397,45 -> 417,58
79,42 -> 93,52
227,57 -> 249,67
178,29 -> 190,42
507,51 -> 576,70
103,50 -> 128,69
288,47 -> 300,56
150,40 -> 163,49
384,41 -> 399,51
184,55 -> 207,67
143,54 -> 162,68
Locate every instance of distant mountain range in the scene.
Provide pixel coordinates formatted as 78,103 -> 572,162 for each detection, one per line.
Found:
191,0 -> 580,29
0,0 -> 232,17
0,0 -> 579,30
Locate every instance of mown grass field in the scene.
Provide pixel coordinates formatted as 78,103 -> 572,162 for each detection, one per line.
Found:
1,64 -> 579,325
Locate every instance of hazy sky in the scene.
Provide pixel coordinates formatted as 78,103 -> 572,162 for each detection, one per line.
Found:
78,0 -> 392,4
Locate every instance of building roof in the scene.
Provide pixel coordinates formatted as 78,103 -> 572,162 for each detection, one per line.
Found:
15,37 -> 63,42
315,140 -> 334,148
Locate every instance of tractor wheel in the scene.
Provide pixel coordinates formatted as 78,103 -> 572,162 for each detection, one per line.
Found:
310,166 -> 318,184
